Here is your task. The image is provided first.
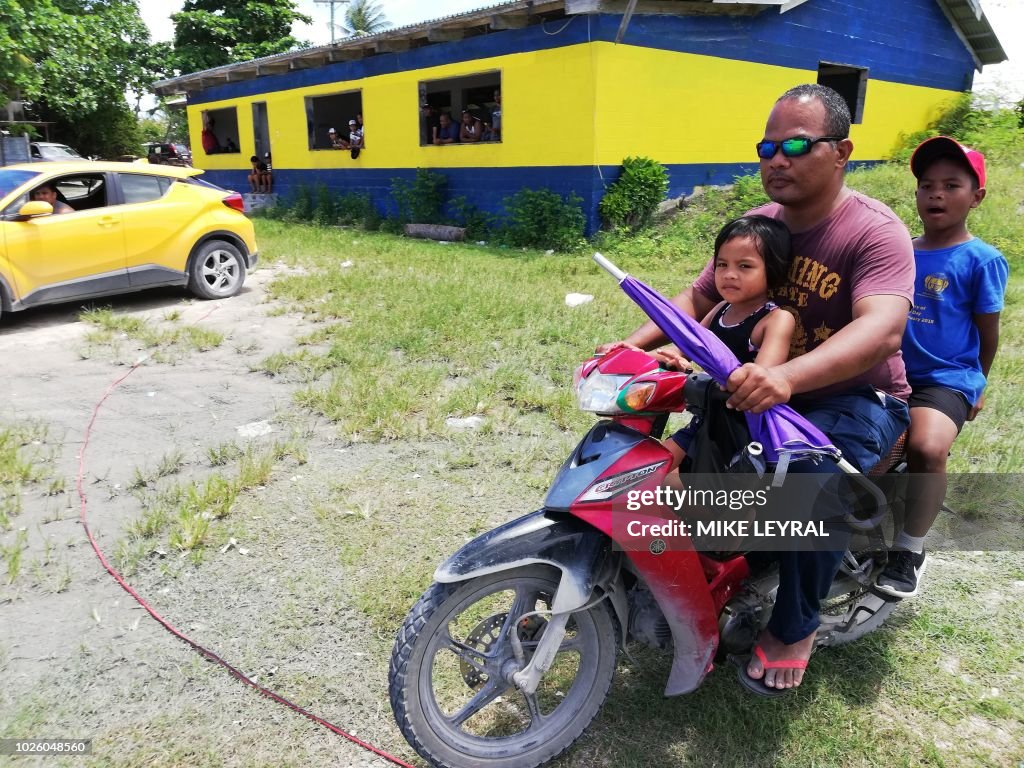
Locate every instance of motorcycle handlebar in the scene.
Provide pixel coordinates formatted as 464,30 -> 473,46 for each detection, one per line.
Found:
683,372 -> 730,409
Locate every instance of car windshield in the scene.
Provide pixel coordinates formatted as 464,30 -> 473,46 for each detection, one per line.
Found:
0,169 -> 40,198
174,145 -> 190,155
41,144 -> 82,159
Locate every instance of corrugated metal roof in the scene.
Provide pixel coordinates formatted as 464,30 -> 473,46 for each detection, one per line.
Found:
152,0 -> 1007,95
936,0 -> 1006,67
153,0 -> 557,95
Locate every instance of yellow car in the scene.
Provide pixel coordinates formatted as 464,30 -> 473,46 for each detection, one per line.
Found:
0,161 -> 257,317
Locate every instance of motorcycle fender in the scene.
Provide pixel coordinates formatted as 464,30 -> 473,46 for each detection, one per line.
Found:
434,510 -> 609,615
578,507 -> 720,696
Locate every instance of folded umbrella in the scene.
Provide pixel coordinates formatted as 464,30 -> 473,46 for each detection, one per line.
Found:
593,253 -> 839,470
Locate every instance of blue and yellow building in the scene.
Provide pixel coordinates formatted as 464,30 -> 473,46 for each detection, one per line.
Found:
154,0 -> 1005,233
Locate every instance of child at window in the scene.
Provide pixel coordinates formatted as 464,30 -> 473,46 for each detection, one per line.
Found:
459,110 -> 482,143
875,137 -> 1008,598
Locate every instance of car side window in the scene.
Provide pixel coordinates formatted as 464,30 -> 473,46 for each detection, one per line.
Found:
3,174 -> 106,216
120,174 -> 172,204
55,175 -> 107,211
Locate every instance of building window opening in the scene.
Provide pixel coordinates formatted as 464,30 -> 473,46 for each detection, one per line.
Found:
817,62 -> 868,124
201,108 -> 240,154
419,71 -> 501,146
307,91 -> 364,152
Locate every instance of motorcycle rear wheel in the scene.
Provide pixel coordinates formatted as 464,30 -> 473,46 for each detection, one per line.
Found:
389,565 -> 617,768
817,550 -> 897,646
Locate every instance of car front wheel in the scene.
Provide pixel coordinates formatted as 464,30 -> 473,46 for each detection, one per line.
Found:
188,240 -> 246,299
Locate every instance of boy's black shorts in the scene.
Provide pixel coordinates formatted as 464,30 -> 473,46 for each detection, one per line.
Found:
908,385 -> 971,432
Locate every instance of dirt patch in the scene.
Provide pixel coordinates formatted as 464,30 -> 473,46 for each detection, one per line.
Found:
0,268 -> 423,766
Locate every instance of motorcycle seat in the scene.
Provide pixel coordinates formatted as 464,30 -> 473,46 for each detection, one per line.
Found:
867,430 -> 908,476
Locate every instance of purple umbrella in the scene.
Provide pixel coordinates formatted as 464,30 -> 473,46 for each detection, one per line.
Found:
593,253 -> 839,469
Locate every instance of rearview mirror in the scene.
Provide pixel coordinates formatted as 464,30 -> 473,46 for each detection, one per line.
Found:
17,201 -> 53,218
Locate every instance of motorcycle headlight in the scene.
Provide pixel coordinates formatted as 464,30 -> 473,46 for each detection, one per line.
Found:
576,372 -> 630,414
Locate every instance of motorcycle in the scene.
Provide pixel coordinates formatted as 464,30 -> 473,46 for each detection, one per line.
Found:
388,347 -> 905,768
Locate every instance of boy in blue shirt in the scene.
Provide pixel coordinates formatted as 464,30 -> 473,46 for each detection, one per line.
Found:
876,137 -> 1009,597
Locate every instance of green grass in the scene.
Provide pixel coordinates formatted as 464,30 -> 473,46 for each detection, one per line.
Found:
79,306 -> 224,360
0,421 -> 56,537
1,529 -> 28,583
118,441 -> 301,574
254,221 -> 672,442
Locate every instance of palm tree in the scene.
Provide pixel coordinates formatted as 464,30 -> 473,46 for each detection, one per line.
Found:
340,0 -> 391,37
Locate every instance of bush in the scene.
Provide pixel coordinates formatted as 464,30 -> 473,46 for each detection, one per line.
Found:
284,185 -> 313,223
697,174 -> 770,221
498,188 -> 586,253
390,168 -> 448,225
598,156 -> 669,231
334,191 -> 380,229
891,92 -> 1024,165
448,195 -> 494,241
263,186 -> 380,229
5,123 -> 38,138
313,183 -> 336,226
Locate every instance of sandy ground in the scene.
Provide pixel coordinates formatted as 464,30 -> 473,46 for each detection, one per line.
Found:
0,268 -> 421,767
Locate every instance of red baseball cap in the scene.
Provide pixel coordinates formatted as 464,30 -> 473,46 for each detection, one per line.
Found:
910,136 -> 986,189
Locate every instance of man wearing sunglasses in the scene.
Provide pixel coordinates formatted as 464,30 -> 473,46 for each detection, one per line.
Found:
599,83 -> 914,695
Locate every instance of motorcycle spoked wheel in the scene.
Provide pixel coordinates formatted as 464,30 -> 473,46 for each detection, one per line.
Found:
389,565 -> 617,768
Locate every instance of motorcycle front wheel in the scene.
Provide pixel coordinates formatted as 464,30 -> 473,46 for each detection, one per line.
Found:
389,565 -> 617,768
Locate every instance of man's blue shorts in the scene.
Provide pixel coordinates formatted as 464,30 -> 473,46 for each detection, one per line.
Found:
797,386 -> 910,473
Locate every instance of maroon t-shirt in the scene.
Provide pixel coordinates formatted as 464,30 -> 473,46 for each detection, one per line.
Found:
692,191 -> 914,400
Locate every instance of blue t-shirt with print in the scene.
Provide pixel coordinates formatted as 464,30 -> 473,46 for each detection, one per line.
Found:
902,237 -> 1008,405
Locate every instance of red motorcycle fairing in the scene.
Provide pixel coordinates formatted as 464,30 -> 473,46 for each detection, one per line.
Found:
570,440 -> 722,695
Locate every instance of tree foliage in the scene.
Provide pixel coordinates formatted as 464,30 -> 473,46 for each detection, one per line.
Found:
0,0 -> 163,156
171,0 -> 311,75
340,0 -> 390,37
1,0 -> 155,113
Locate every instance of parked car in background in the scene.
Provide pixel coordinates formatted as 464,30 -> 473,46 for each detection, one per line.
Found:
0,161 -> 257,317
29,142 -> 85,162
144,142 -> 192,167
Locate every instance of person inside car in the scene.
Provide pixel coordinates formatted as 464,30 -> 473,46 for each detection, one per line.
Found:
30,183 -> 74,214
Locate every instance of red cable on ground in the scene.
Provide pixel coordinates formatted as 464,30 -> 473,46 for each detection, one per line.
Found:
76,350 -> 415,768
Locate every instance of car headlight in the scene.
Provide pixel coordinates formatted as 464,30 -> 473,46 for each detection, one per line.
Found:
576,372 -> 630,414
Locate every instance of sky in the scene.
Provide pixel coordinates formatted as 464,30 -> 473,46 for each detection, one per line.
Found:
138,0 -> 1024,101
138,0 -> 492,47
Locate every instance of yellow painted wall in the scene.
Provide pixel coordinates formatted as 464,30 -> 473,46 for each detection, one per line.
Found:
187,44 -> 598,171
186,40 -> 963,173
589,42 -> 963,166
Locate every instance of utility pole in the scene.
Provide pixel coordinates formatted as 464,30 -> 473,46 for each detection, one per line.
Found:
314,0 -> 351,44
